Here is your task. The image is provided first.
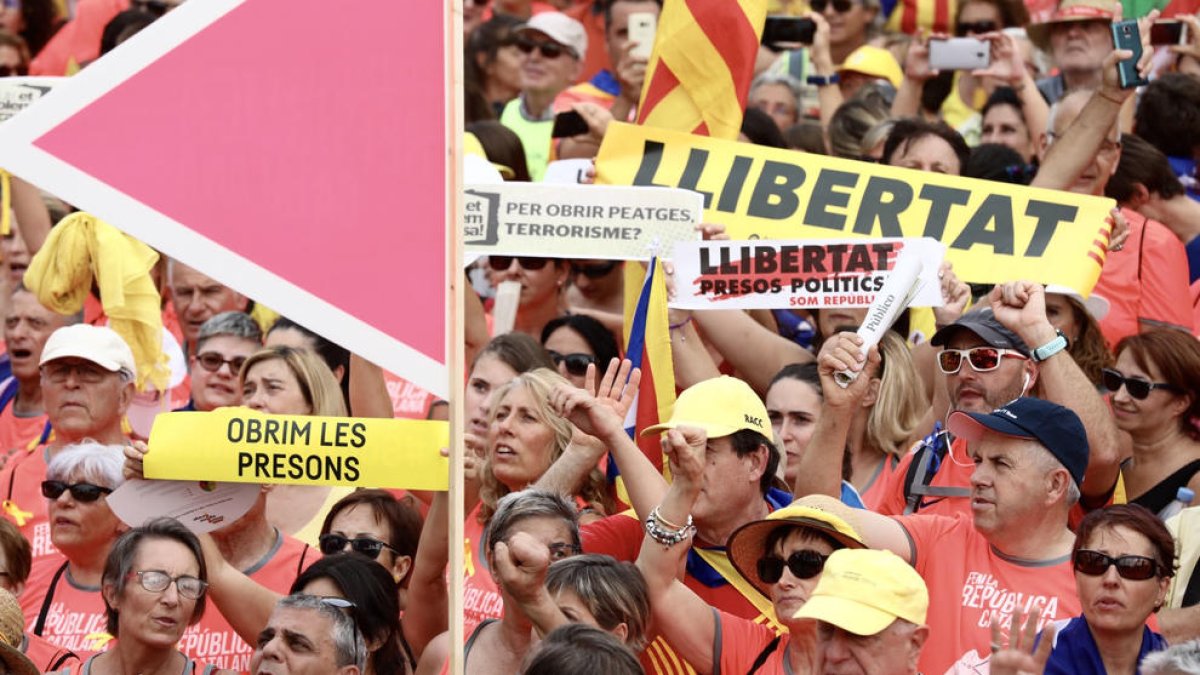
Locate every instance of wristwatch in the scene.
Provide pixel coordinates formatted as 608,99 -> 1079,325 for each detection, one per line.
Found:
1031,330 -> 1070,362
806,73 -> 840,87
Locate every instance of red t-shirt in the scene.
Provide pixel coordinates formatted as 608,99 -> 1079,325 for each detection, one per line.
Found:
873,438 -> 974,518
462,503 -> 503,639
860,455 -> 902,513
1,445 -> 59,567
715,610 -> 794,674
23,630 -> 80,671
0,391 -> 48,465
20,559 -> 109,656
175,532 -> 312,672
1094,209 -> 1194,348
895,514 -> 1080,675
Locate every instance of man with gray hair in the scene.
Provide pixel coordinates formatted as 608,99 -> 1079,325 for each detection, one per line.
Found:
1142,640 -> 1200,675
179,311 -> 263,412
250,594 -> 365,675
167,259 -> 250,358
0,324 -> 135,568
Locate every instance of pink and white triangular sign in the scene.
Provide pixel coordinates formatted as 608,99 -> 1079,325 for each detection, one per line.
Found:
0,0 -> 449,397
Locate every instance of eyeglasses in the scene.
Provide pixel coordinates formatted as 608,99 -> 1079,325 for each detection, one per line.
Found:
1101,368 -> 1181,400
318,533 -> 399,560
547,542 -> 582,561
516,37 -> 572,59
487,256 -> 549,272
129,570 -> 207,599
956,20 -> 998,35
757,549 -> 829,584
195,352 -> 248,374
811,0 -> 854,13
41,481 -> 113,503
42,362 -> 112,384
0,64 -> 27,77
937,347 -> 1028,374
1073,549 -> 1161,580
570,261 -> 620,279
548,350 -> 596,377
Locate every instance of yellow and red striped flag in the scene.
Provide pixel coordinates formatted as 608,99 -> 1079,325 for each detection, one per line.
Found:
635,0 -> 769,139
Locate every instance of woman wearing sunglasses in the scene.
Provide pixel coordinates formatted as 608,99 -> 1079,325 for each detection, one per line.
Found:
636,426 -> 864,675
22,442 -> 127,654
45,518 -> 238,674
540,315 -> 619,390
1106,330 -> 1200,518
486,256 -> 569,339
1022,505 -> 1173,675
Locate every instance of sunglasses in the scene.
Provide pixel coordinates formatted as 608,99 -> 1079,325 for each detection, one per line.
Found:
811,0 -> 855,13
487,256 -> 549,272
1101,368 -> 1180,400
41,480 -> 113,503
0,64 -> 27,77
937,347 -> 1028,374
757,549 -> 829,584
548,350 -> 596,377
516,37 -> 571,59
956,20 -> 998,35
132,0 -> 171,15
130,570 -> 208,599
318,534 -> 398,560
570,261 -> 620,279
195,352 -> 248,374
1073,549 -> 1161,581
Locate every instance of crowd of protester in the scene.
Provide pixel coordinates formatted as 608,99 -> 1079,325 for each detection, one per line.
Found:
0,0 -> 1195,673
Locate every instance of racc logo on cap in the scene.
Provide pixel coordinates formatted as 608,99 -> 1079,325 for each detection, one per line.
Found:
744,414 -> 763,428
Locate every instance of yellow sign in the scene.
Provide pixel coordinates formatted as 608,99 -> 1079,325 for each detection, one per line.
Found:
596,122 -> 1115,295
145,410 -> 449,489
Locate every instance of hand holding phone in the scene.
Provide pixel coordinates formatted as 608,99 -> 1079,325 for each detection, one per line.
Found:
1149,20 -> 1186,46
628,12 -> 657,59
928,37 -> 990,70
762,16 -> 817,47
551,110 -> 590,138
1111,19 -> 1150,89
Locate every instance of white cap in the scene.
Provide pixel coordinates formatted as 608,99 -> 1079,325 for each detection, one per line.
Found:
1045,285 -> 1110,321
518,12 -> 587,59
40,324 -> 137,376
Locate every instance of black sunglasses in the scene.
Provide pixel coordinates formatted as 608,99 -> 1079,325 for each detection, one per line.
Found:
41,480 -> 113,503
811,0 -> 855,12
487,256 -> 549,272
548,350 -> 596,377
1073,549 -> 1161,581
516,37 -> 570,59
570,261 -> 620,279
132,0 -> 171,16
956,20 -> 998,35
1101,368 -> 1180,400
0,64 -> 27,77
757,549 -> 828,584
318,534 -> 398,560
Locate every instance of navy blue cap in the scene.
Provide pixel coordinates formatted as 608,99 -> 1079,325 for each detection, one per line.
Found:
947,397 -> 1089,487
930,307 -> 1031,358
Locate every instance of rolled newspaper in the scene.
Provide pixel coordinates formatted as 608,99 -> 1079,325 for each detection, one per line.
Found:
834,252 -> 924,388
492,280 -> 522,336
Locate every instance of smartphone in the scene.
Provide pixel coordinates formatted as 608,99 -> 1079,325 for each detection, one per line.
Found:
1149,20 -> 1187,46
761,16 -> 817,47
551,110 -> 590,138
928,37 -> 990,70
1111,19 -> 1150,89
628,11 -> 657,59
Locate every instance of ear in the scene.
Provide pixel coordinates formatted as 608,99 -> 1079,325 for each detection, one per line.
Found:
117,380 -> 136,414
554,262 -> 570,288
1125,183 -> 1151,211
102,582 -> 120,614
1036,132 -> 1052,163
332,364 -> 346,384
336,666 -> 361,675
611,622 -> 629,644
235,293 -> 250,313
1169,391 -> 1193,420
391,554 -> 413,586
11,581 -> 23,598
909,625 -> 930,667
860,377 -> 881,408
745,443 -> 770,485
1045,468 -> 1070,506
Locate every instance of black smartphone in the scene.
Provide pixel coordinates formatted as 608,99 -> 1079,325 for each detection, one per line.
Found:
1111,19 -> 1150,89
1149,20 -> 1186,45
551,110 -> 590,138
762,16 -> 816,47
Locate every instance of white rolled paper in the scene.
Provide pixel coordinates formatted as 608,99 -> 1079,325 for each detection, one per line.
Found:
834,252 -> 924,388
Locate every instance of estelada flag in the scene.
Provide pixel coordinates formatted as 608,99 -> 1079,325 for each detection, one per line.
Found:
635,0 -> 769,139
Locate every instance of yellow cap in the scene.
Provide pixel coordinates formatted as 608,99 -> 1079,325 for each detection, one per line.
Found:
839,45 -> 903,88
640,376 -> 772,442
793,548 -> 928,634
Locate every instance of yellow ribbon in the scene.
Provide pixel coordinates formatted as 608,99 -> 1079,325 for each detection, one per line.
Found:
0,170 -> 11,238
464,538 -> 476,578
2,500 -> 31,527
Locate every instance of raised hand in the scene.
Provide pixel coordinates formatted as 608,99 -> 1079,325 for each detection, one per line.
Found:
493,531 -> 553,605
988,281 -> 1054,342
550,380 -> 629,443
662,426 -> 707,488
816,331 -> 882,409
988,607 -> 1056,675
933,261 -> 971,328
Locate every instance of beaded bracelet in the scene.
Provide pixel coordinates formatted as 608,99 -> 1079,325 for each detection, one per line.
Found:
645,506 -> 696,549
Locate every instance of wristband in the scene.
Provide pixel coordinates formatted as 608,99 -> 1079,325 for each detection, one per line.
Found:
806,73 -> 840,87
645,506 -> 696,549
1031,330 -> 1069,362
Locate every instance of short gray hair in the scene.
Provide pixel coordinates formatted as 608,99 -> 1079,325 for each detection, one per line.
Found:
749,72 -> 803,105
196,311 -> 263,352
1141,640 -> 1200,674
274,594 -> 366,671
485,489 -> 580,554
46,441 -> 126,489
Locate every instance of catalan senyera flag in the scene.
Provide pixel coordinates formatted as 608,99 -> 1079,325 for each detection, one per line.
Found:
635,0 -> 769,139
610,258 -> 676,504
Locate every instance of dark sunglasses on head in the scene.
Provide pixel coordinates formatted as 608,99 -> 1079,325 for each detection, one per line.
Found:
811,0 -> 854,13
0,64 -> 27,77
487,255 -> 550,272
548,350 -> 596,377
937,346 -> 1027,374
41,480 -> 113,503
1073,549 -> 1161,580
195,352 -> 248,374
1101,368 -> 1180,400
956,20 -> 998,35
570,260 -> 620,279
516,37 -> 570,59
757,549 -> 829,584
318,533 -> 397,560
